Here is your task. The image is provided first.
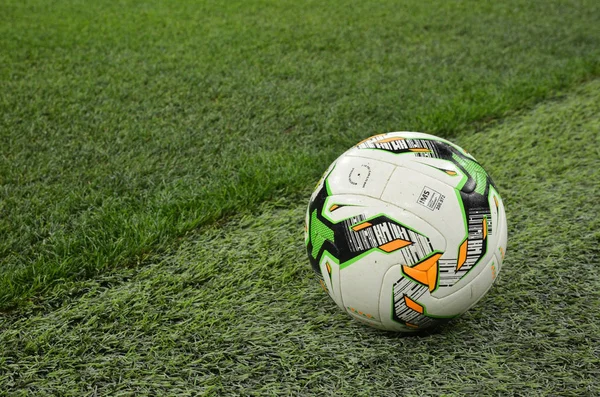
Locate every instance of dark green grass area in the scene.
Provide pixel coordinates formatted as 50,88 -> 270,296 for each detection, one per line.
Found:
1,81 -> 598,396
1,0 -> 600,308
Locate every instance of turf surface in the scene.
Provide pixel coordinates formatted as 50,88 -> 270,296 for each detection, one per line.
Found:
1,80 -> 598,395
2,0 -> 600,308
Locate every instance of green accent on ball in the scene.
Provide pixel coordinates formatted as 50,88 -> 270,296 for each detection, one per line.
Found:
456,172 -> 469,191
309,209 -> 335,259
452,153 -> 489,195
454,189 -> 469,243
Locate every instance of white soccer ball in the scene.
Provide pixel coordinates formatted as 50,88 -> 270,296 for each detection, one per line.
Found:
305,132 -> 508,332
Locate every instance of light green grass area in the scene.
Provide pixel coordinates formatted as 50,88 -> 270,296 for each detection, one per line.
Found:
1,0 -> 600,308
1,80 -> 598,396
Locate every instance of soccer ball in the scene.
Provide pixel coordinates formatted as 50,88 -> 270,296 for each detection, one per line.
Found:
305,132 -> 507,332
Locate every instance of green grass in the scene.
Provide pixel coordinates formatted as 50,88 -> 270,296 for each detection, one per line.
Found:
2,0 -> 600,308
1,80 -> 599,395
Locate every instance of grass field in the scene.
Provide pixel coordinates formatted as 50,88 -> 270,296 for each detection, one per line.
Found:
1,80 -> 599,395
1,0 -> 600,308
1,0 -> 600,395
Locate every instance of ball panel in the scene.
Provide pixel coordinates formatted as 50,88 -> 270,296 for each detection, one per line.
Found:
388,154 -> 467,189
318,251 -> 345,311
492,189 -> 508,273
380,166 -> 467,243
437,255 -> 498,315
340,257 -> 388,323
346,131 -> 478,170
325,155 -> 396,199
379,265 -> 435,332
320,194 -> 401,225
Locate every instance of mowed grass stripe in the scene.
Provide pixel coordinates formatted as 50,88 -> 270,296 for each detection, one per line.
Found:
1,80 -> 598,396
1,0 -> 600,308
